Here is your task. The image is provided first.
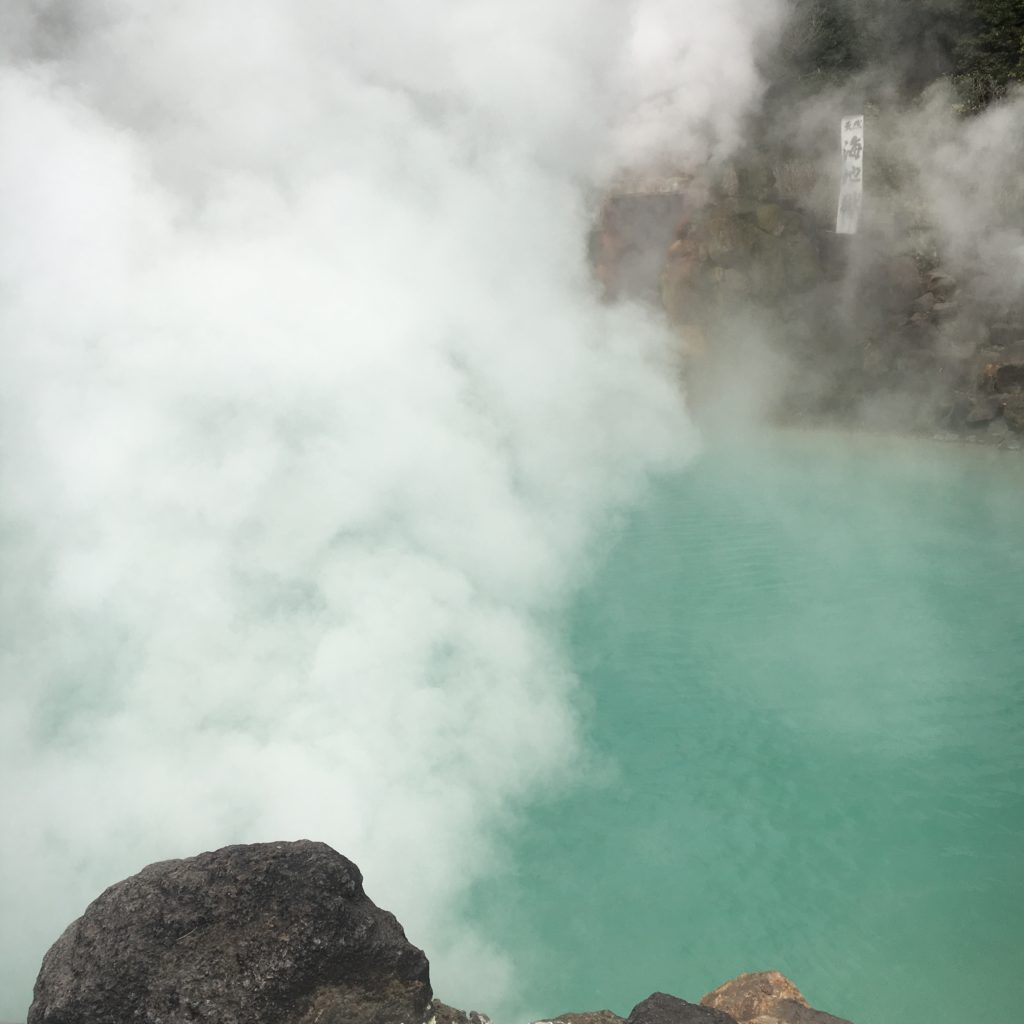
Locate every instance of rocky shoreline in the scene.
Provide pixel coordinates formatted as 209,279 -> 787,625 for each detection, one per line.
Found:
25,841 -> 853,1024
595,155 -> 1024,450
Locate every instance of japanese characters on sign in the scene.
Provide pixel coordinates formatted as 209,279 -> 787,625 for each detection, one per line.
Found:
836,115 -> 864,235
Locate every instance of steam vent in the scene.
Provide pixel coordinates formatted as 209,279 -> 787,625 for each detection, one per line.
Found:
25,842 -> 853,1024
593,151 -> 1024,443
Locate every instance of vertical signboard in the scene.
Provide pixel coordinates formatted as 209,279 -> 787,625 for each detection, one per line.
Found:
836,115 -> 864,235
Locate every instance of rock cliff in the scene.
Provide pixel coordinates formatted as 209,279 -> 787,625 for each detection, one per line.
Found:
595,156 -> 1024,446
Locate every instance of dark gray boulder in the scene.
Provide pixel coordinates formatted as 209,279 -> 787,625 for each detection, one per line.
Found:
28,840 -> 432,1024
627,993 -> 738,1024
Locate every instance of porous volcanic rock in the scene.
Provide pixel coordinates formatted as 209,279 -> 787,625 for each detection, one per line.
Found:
701,972 -> 852,1024
28,840 -> 432,1024
627,992 -> 739,1024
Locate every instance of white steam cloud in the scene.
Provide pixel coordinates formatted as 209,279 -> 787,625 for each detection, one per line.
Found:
0,2 -> 783,1018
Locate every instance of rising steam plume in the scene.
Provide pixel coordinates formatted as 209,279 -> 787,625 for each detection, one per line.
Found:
0,2 -> 784,1019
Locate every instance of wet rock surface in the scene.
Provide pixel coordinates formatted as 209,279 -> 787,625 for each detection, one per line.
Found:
28,841 -> 432,1024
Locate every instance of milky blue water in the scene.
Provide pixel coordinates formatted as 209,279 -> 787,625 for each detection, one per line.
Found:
468,431 -> 1024,1024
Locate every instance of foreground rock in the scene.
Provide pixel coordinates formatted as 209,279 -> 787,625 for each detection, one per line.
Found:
627,992 -> 739,1024
27,842 -> 854,1024
701,972 -> 853,1024
29,840 -> 432,1024
534,973 -> 853,1024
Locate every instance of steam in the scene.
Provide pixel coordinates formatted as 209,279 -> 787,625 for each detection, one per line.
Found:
615,0 -> 784,166
678,52 -> 1024,437
776,76 -> 1024,279
0,2 -> 785,1019
907,89 -> 1024,306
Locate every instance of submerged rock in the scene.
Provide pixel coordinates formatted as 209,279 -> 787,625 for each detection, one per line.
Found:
28,840 -> 432,1024
627,992 -> 739,1024
701,972 -> 852,1024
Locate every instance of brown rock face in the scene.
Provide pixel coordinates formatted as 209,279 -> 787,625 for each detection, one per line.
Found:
28,841 -> 432,1024
701,971 -> 807,1021
700,972 -> 853,1024
659,201 -> 822,333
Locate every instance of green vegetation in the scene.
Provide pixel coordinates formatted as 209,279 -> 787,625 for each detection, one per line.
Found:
953,0 -> 1024,109
772,0 -> 1024,110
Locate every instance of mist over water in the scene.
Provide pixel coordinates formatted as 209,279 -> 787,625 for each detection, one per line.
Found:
470,431 -> 1024,1024
4,4 -> 1023,1024
0,1 -> 787,1019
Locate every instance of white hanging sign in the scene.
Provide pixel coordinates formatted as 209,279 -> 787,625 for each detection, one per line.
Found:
836,115 -> 864,235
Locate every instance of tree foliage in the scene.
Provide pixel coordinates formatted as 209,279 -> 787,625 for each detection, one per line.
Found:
952,0 -> 1024,109
772,0 -> 1024,110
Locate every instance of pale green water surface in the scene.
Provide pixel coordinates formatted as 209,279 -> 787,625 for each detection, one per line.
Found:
469,430 -> 1024,1024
